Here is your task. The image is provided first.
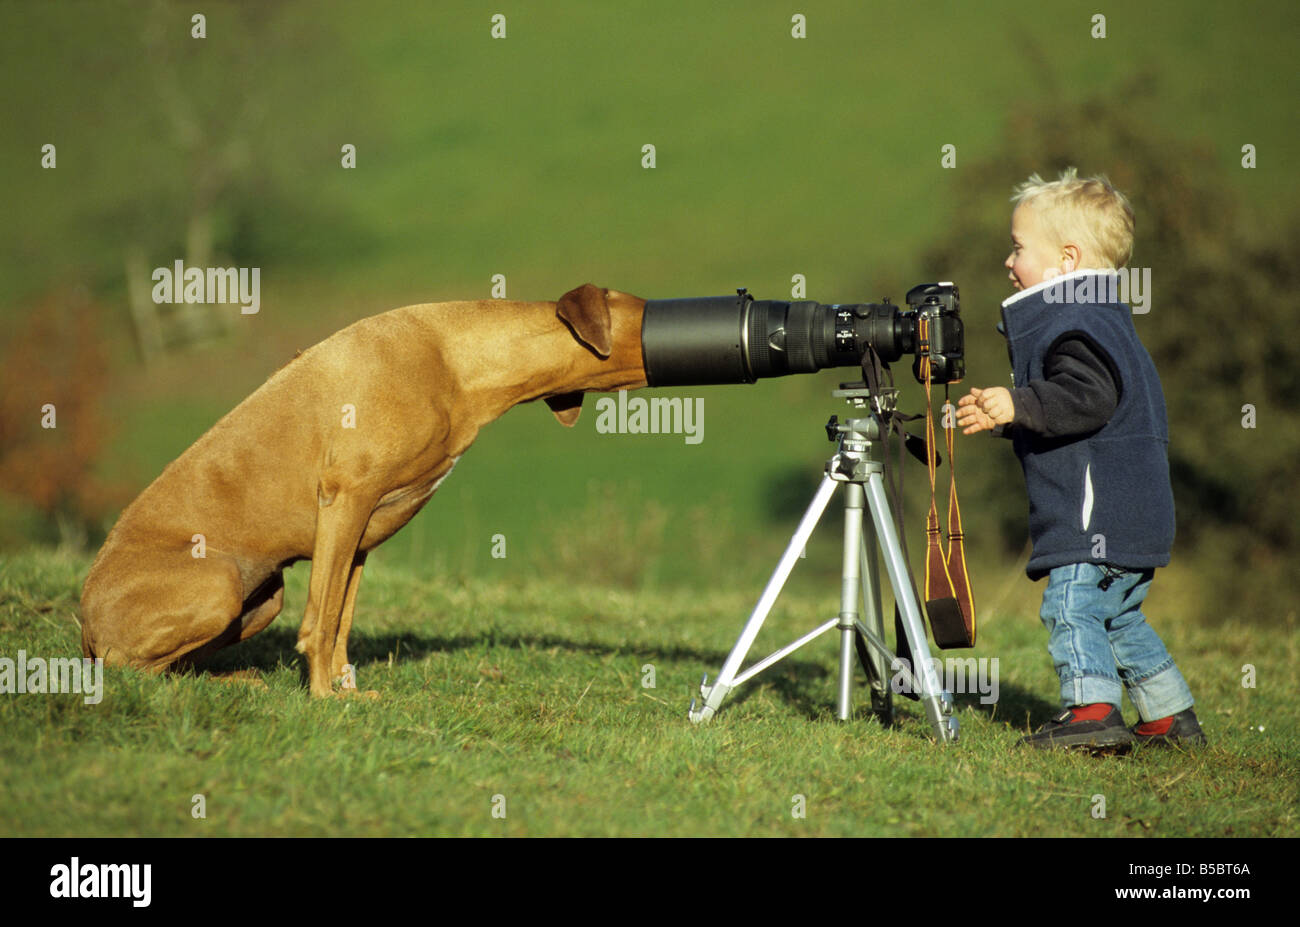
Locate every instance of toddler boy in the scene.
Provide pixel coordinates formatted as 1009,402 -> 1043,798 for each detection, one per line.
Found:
955,168 -> 1204,751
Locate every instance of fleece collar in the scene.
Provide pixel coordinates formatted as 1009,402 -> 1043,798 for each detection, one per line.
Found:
1000,268 -> 1110,308
999,269 -> 1128,341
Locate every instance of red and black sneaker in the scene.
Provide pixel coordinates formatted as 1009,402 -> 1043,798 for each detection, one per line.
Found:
1131,709 -> 1206,747
1016,703 -> 1135,752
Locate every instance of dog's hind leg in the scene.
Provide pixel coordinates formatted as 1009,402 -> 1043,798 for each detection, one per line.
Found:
237,571 -> 286,641
82,551 -> 247,673
168,570 -> 286,678
170,566 -> 287,676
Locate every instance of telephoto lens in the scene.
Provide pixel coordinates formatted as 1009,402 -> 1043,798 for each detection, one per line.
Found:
640,284 -> 962,387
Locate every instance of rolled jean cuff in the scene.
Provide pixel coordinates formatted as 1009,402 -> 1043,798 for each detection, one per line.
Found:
1126,664 -> 1194,721
1062,673 -> 1123,709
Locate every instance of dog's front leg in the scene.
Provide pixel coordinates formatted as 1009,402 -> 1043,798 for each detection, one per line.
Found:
332,551 -> 367,683
297,490 -> 374,697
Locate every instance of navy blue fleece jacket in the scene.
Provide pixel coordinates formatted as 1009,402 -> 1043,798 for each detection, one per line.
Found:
996,270 -> 1176,579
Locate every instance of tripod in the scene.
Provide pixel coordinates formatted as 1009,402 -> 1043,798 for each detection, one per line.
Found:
687,385 -> 959,743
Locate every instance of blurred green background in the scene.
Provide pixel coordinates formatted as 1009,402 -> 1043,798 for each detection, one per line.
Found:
2,0 -> 1297,624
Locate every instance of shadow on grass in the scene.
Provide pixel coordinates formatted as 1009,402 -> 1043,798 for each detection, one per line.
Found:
199,626 -> 833,712
195,624 -> 1060,728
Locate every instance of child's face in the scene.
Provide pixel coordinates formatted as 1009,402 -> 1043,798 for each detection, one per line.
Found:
1005,202 -> 1065,291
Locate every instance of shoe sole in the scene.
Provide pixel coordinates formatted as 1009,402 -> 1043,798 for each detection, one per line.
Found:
1019,731 -> 1135,752
1133,734 -> 1207,747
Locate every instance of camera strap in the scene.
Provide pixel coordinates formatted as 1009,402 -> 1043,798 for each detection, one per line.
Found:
919,319 -> 977,648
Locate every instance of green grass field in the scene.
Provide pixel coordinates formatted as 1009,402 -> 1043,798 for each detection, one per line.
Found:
2,546 -> 1295,837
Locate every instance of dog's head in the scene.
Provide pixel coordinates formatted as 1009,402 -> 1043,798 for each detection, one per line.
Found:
546,283 -> 646,426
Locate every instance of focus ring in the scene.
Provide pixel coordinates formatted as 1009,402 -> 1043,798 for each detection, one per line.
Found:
746,299 -> 772,379
785,301 -> 818,373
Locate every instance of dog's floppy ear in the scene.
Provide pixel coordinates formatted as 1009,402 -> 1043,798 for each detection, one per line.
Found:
556,283 -> 612,358
545,391 -> 584,427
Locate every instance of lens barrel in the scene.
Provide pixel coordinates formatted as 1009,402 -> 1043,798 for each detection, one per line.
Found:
640,284 -> 961,388
641,293 -> 910,387
639,294 -> 752,386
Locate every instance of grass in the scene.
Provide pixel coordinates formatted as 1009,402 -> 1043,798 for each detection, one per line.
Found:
2,545 -> 1295,837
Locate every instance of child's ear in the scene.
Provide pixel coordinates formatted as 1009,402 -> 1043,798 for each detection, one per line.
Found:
1061,243 -> 1082,272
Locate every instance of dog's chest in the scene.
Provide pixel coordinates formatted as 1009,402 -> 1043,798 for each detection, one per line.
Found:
425,455 -> 461,496
361,456 -> 461,549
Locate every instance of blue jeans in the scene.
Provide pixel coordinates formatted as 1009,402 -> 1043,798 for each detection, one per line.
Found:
1038,563 -> 1194,721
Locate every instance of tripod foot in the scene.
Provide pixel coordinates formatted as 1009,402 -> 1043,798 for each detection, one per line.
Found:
925,692 -> 960,743
688,674 -> 720,724
942,715 -> 960,743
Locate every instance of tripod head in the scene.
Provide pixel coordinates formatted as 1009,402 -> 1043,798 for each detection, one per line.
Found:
827,381 -> 934,467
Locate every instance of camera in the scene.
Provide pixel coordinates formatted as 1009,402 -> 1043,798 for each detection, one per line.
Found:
641,282 -> 963,387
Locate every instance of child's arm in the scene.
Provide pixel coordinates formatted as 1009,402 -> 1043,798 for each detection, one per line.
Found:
1012,337 -> 1119,436
957,338 -> 1119,437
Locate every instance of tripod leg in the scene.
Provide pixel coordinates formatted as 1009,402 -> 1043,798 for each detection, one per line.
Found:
857,518 -> 893,726
837,483 -> 866,720
689,474 -> 839,723
863,472 -> 958,743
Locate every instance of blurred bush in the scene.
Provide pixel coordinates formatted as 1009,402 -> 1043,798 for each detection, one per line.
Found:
0,288 -> 133,549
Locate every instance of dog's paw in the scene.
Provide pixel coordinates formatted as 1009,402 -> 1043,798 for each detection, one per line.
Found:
337,686 -> 380,701
211,670 -> 268,690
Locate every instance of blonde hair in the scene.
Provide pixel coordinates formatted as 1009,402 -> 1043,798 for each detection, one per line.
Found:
1011,167 -> 1135,269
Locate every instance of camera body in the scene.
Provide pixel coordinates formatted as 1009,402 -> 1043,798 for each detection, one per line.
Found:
640,282 -> 963,387
903,282 -> 964,385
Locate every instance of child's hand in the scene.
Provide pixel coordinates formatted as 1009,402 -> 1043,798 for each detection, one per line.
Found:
956,387 -> 1015,434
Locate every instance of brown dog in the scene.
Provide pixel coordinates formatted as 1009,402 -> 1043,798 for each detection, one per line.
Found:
81,284 -> 647,696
